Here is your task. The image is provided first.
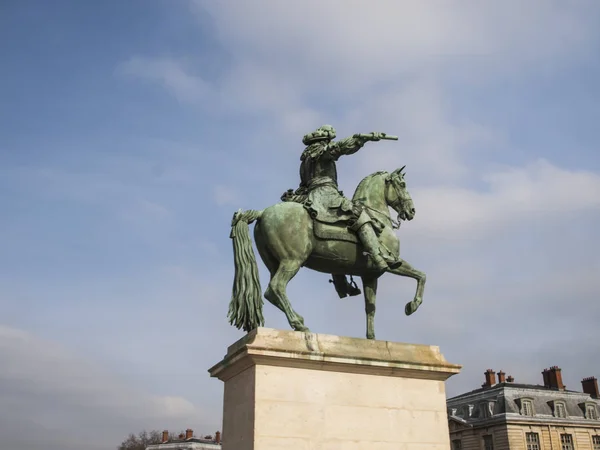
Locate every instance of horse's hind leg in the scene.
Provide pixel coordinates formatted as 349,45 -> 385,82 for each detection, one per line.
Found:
255,225 -> 291,318
260,249 -> 289,317
265,260 -> 309,332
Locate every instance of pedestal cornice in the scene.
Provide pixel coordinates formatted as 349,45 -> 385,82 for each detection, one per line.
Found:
209,327 -> 461,382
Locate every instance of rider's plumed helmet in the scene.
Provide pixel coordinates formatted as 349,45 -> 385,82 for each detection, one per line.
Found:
302,125 -> 336,145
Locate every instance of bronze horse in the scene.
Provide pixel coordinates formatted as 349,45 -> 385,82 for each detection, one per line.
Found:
228,167 -> 425,339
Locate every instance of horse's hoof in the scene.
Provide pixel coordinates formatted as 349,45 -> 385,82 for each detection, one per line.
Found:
366,334 -> 375,340
405,299 -> 422,316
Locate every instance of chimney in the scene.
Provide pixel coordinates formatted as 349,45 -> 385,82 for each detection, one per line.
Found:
185,429 -> 193,440
215,431 -> 221,444
482,369 -> 497,388
162,430 -> 169,443
582,377 -> 599,399
498,371 -> 506,383
542,368 -> 551,388
507,375 -> 514,383
178,433 -> 185,440
548,366 -> 565,390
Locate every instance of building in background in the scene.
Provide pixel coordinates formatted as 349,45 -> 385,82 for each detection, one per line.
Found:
447,367 -> 600,450
146,429 -> 221,450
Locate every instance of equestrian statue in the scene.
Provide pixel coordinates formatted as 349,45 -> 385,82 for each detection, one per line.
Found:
228,125 -> 426,339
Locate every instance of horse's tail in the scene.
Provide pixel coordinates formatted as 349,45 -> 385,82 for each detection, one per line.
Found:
228,209 -> 265,333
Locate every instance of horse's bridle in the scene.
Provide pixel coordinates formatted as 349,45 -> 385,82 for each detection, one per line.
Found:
387,174 -> 409,212
356,173 -> 408,230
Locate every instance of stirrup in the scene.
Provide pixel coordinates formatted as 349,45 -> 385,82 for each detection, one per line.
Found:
347,275 -> 361,296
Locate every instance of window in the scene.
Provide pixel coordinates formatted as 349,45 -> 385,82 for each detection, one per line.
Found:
480,402 -> 495,418
522,399 -> 534,416
555,402 -> 567,418
452,439 -> 462,450
586,404 -> 598,420
560,434 -> 573,450
483,435 -> 494,450
526,433 -> 540,450
592,436 -> 600,450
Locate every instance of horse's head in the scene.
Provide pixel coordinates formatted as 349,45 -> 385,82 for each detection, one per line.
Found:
385,166 -> 415,222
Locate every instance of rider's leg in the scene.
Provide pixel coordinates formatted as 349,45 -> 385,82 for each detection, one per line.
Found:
350,211 -> 389,271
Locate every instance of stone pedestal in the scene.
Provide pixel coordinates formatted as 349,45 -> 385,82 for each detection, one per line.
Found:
209,328 -> 461,450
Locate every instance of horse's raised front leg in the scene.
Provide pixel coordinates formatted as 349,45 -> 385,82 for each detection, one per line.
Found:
264,260 -> 309,332
387,259 -> 426,316
362,276 -> 378,340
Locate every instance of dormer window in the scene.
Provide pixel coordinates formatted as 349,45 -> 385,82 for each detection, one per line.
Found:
479,401 -> 495,418
578,402 -> 599,420
554,402 -> 567,418
586,404 -> 598,420
521,399 -> 535,416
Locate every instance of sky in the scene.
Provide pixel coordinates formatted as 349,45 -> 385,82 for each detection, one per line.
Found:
1,1 -> 600,449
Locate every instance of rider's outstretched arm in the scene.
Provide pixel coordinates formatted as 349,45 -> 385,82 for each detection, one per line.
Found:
327,135 -> 370,160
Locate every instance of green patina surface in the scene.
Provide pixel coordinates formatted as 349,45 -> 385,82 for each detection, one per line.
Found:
228,125 -> 426,340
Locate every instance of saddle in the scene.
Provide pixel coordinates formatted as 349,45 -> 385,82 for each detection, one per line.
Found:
281,189 -> 381,244
313,220 -> 359,243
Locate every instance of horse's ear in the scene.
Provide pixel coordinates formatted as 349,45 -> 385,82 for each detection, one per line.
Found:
394,165 -> 406,175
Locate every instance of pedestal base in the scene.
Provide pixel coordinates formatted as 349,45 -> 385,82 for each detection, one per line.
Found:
209,328 -> 461,450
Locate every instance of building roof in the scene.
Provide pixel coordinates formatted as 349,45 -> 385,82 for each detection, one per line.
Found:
447,381 -> 600,426
146,438 -> 221,450
448,382 -> 582,401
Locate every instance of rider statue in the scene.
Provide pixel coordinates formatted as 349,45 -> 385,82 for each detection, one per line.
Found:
282,125 -> 400,298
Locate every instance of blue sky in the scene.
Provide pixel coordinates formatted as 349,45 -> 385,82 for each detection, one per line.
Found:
1,1 -> 600,449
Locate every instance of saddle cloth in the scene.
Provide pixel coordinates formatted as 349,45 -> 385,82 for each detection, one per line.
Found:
313,220 -> 358,244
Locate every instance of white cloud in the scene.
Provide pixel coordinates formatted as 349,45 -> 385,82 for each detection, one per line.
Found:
118,1 -> 600,184
117,56 -> 209,103
410,159 -> 600,237
193,0 -> 599,91
0,325 -> 204,449
0,325 -> 197,418
330,79 -> 502,183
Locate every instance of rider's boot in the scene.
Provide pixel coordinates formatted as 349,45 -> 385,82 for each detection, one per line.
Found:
330,274 -> 362,298
350,211 -> 390,271
356,223 -> 389,271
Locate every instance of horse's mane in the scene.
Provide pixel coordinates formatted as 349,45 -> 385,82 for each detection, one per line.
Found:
352,171 -> 388,201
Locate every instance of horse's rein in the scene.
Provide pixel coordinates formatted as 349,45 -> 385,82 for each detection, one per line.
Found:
358,203 -> 401,230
